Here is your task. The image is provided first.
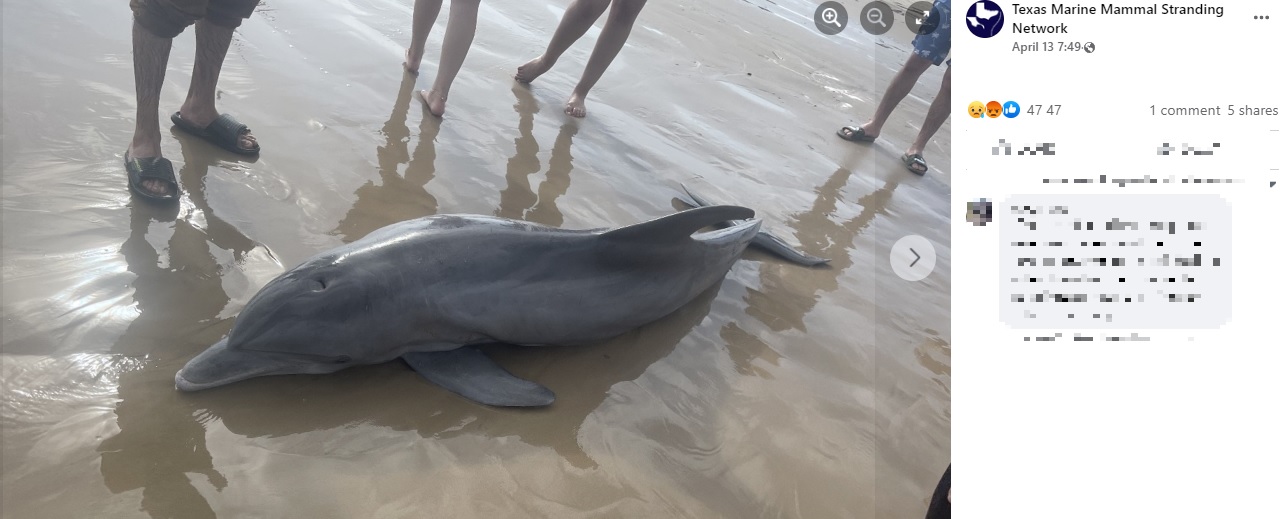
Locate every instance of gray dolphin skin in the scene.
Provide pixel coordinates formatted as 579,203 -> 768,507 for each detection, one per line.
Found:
176,189 -> 827,407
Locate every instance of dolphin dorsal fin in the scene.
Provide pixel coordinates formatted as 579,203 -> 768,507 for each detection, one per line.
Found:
601,206 -> 755,243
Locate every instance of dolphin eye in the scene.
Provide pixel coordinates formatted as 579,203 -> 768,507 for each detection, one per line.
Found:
334,355 -> 351,364
312,278 -> 327,291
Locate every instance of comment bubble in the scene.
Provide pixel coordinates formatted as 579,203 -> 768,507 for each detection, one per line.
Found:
999,195 -> 1231,329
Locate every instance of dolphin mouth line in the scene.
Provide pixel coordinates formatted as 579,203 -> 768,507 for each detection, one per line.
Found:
175,366 -> 282,392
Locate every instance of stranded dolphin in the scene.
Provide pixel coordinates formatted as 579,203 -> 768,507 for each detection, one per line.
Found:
176,191 -> 826,406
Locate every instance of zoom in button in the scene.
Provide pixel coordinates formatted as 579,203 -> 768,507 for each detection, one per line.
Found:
814,2 -> 849,36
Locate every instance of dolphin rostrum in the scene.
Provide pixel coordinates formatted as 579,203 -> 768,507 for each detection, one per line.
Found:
176,190 -> 826,406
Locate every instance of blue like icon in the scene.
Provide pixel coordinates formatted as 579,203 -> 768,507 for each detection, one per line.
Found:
1002,101 -> 1020,118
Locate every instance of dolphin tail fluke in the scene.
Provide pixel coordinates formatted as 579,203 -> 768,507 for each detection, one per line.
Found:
678,183 -> 829,267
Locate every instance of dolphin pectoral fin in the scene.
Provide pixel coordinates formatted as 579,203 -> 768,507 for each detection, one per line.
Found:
601,205 -> 755,244
402,348 -> 555,407
748,231 -> 831,266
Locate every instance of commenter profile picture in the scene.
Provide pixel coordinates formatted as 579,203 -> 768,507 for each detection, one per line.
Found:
967,199 -> 993,226
966,1 -> 1004,38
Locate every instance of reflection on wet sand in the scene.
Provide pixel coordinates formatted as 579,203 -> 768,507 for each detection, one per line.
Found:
335,73 -> 442,243
749,167 -> 900,331
194,281 -> 722,470
97,143 -> 260,519
718,166 -> 901,374
497,86 -> 576,228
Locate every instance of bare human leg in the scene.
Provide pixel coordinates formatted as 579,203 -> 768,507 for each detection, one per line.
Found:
127,20 -> 175,197
903,64 -> 950,174
564,0 -> 646,117
514,0 -> 611,83
906,64 -> 950,156
405,0 -> 444,74
176,20 -> 257,151
838,53 -> 933,141
419,0 -> 481,116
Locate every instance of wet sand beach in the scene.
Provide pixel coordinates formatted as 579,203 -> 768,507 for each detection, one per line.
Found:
2,0 -> 950,517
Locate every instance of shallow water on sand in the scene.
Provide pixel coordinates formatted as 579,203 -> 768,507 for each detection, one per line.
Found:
2,0 -> 950,517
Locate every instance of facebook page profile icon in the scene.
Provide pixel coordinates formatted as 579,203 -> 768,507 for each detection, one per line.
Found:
966,1 -> 1004,38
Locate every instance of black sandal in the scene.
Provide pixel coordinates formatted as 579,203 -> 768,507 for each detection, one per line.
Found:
837,125 -> 877,143
124,151 -> 181,202
171,112 -> 261,155
902,152 -> 929,175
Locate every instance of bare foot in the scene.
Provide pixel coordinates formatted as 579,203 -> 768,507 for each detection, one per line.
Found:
404,47 -> 421,75
515,55 -> 554,83
175,108 -> 258,151
420,89 -> 446,117
125,141 -> 174,197
564,92 -> 587,118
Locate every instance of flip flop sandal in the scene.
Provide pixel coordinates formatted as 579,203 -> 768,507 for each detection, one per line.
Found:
902,153 -> 929,175
124,151 -> 181,202
837,125 -> 877,143
171,112 -> 261,156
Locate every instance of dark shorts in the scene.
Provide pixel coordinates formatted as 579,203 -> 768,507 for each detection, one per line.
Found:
130,0 -> 260,38
912,0 -> 951,66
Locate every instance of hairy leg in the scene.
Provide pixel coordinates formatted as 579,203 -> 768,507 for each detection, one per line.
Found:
177,20 -> 256,150
127,20 -> 175,196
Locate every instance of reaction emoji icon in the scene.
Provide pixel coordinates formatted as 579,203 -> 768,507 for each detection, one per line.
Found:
1002,101 -> 1020,118
968,101 -> 985,118
986,101 -> 1002,118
